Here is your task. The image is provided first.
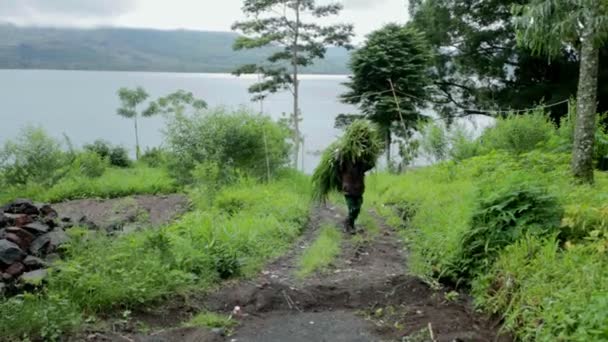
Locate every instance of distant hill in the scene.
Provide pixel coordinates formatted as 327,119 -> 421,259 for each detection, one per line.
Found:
0,24 -> 351,74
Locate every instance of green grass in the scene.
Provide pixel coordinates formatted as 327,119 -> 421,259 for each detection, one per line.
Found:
367,151 -> 608,340
183,311 -> 237,331
0,172 -> 311,341
0,165 -> 178,204
296,223 -> 342,278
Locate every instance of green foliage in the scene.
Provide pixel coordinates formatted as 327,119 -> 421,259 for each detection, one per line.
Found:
368,135 -> 608,340
0,126 -> 68,187
450,183 -> 563,284
71,151 -> 108,178
164,107 -> 291,185
116,86 -> 159,160
184,311 -> 236,330
0,293 -> 82,341
480,111 -> 556,154
420,121 -> 449,162
0,172 -> 310,340
0,165 -> 177,204
140,147 -> 169,168
341,23 -> 433,150
296,223 -> 342,278
84,140 -> 132,168
408,0 -> 608,121
472,237 -> 608,341
232,0 -> 354,101
311,120 -> 383,201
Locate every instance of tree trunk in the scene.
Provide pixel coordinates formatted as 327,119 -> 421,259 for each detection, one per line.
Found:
292,2 -> 301,170
385,127 -> 392,169
134,116 -> 140,160
572,30 -> 599,184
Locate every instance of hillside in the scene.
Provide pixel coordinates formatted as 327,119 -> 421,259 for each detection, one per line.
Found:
0,24 -> 350,74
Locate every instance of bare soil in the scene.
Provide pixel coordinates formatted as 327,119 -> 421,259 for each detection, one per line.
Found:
53,194 -> 189,232
72,204 -> 511,342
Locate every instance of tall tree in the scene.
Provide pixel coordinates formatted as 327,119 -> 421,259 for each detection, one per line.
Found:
513,0 -> 608,183
340,24 -> 433,165
232,0 -> 354,168
409,0 -> 608,123
116,87 -> 158,160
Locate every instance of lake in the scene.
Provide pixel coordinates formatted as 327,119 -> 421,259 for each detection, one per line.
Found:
0,69 -> 494,174
0,69 -> 356,174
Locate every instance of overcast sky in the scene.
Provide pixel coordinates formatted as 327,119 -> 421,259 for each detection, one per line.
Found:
0,0 -> 409,41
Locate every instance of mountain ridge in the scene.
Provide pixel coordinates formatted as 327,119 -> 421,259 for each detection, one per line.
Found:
0,23 -> 351,74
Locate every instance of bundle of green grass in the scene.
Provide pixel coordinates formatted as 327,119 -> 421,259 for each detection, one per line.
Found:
312,120 -> 383,202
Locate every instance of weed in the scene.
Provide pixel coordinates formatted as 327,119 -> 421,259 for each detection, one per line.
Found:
296,223 -> 342,278
184,311 -> 237,332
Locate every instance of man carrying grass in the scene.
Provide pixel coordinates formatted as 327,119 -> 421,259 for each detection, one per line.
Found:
312,120 -> 382,235
340,160 -> 373,234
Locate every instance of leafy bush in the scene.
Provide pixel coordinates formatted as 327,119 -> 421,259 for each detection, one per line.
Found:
71,151 -> 108,178
164,107 -> 291,184
479,111 -> 556,154
0,172 -> 310,340
472,237 -> 608,341
84,140 -> 131,168
420,121 -> 449,162
140,147 -> 168,167
0,126 -> 68,186
0,293 -> 82,341
449,183 -> 563,284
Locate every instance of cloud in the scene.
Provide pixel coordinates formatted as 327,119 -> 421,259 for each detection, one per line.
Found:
0,0 -> 136,24
342,0 -> 391,10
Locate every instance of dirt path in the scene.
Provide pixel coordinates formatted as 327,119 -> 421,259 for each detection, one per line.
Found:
82,205 -> 509,342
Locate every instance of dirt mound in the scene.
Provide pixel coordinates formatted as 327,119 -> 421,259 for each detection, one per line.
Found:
53,194 -> 189,232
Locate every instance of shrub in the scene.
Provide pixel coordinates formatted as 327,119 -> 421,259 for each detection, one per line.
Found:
479,110 -> 556,154
420,121 -> 449,162
84,140 -> 131,168
71,151 -> 108,178
164,107 -> 291,184
140,147 -> 168,168
0,126 -> 68,186
472,237 -> 608,341
449,183 -> 563,284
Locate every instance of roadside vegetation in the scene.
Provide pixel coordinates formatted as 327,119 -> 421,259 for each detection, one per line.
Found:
368,111 -> 608,341
296,223 -> 342,278
0,103 -> 309,341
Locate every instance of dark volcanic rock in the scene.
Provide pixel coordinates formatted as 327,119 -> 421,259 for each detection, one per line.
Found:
0,239 -> 26,265
39,204 -> 58,219
6,227 -> 34,250
23,222 -> 50,235
20,269 -> 48,284
2,199 -> 40,215
23,255 -> 48,269
30,229 -> 70,255
5,262 -> 25,277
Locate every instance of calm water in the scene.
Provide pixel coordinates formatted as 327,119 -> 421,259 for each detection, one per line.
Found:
0,70 -> 355,174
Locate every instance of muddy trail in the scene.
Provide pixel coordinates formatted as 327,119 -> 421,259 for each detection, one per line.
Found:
81,205 -> 510,342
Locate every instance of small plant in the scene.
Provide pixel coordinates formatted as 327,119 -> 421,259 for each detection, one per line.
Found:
184,311 -> 236,333
84,140 -> 132,168
140,147 -> 168,167
449,183 -> 563,284
72,151 -> 108,178
207,239 -> 241,280
0,126 -> 68,186
296,224 -> 342,278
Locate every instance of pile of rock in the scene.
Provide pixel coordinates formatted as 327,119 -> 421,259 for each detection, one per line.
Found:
0,199 -> 72,295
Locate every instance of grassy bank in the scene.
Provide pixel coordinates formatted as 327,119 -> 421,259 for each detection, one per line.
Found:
0,165 -> 178,204
367,151 -> 608,340
0,171 -> 310,341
